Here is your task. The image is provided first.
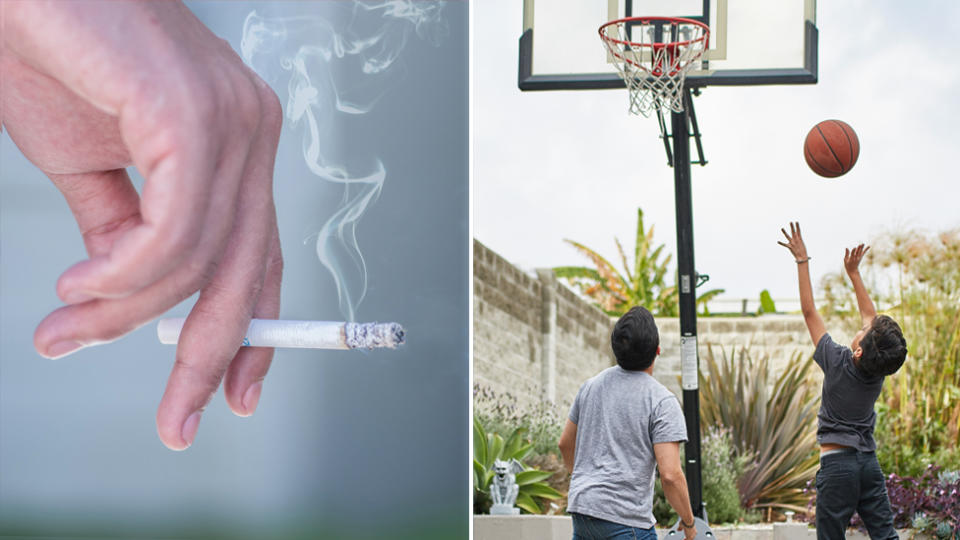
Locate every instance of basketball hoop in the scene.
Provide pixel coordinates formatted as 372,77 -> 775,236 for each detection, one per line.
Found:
599,17 -> 709,117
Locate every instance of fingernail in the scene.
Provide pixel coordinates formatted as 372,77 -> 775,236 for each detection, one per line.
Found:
62,291 -> 94,304
242,382 -> 263,416
46,340 -> 82,358
181,411 -> 202,449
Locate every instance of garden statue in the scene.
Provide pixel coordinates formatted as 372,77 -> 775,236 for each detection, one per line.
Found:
489,458 -> 523,515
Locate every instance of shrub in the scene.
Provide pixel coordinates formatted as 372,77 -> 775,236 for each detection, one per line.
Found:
700,346 -> 820,513
653,427 -> 749,525
701,428 -> 749,523
474,384 -> 563,459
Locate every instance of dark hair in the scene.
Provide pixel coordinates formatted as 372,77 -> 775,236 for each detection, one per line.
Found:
858,315 -> 908,377
611,306 -> 660,371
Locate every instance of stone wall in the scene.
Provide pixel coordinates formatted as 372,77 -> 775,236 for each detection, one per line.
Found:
473,241 -> 614,412
474,240 -> 849,415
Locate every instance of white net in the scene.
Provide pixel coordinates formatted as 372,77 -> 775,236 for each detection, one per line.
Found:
600,18 -> 709,117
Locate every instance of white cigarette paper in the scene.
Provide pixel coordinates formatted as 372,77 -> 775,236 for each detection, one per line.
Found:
157,318 -> 405,350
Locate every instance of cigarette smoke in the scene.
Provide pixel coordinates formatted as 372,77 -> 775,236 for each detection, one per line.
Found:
241,2 -> 447,321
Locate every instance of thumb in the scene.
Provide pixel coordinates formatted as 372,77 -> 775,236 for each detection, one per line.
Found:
47,169 -> 141,259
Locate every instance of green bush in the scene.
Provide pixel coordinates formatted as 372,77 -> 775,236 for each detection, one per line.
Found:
701,428 -> 748,523
653,428 -> 748,525
759,289 -> 777,314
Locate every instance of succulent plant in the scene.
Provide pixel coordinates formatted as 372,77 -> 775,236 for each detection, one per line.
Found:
939,470 -> 960,485
913,512 -> 931,531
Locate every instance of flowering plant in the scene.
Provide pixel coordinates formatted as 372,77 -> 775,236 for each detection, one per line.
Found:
849,464 -> 959,537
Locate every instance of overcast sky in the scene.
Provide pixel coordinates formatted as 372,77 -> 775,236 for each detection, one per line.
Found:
473,0 -> 960,306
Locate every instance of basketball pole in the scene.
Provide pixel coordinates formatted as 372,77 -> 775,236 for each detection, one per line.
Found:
671,88 -> 705,519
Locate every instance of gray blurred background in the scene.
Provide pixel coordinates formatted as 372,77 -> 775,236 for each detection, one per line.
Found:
0,2 -> 467,538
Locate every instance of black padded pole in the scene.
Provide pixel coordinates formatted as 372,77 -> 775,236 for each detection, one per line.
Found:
670,88 -> 704,518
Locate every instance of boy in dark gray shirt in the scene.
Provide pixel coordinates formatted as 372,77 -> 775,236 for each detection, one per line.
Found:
779,222 -> 908,540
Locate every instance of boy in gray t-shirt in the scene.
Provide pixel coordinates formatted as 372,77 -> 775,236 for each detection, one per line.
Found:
779,222 -> 908,540
558,306 -> 697,540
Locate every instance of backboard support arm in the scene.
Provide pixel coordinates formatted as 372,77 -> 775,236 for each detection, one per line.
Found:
658,91 -> 707,167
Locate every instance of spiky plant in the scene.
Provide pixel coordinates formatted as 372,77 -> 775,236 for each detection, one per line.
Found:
699,346 -> 821,513
554,208 -> 724,316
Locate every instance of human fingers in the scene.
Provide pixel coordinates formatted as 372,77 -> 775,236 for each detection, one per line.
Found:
156,86 -> 282,448
35,146 -> 251,356
33,274 -> 200,359
46,169 -> 141,260
781,227 -> 793,244
221,86 -> 283,417
33,169 -> 144,357
223,230 -> 282,417
7,1 -> 253,302
46,6 -> 264,303
848,244 -> 863,263
55,102 -> 246,303
154,197 -> 271,450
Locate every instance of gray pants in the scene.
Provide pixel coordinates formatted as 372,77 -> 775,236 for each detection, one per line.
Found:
815,449 -> 898,540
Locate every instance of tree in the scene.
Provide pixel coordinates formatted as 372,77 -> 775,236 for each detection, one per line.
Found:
554,208 -> 723,316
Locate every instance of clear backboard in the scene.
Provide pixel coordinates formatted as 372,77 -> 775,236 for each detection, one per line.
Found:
519,0 -> 817,90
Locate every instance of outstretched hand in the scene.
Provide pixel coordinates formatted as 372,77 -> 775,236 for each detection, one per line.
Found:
2,1 -> 283,450
777,222 -> 809,262
844,244 -> 870,275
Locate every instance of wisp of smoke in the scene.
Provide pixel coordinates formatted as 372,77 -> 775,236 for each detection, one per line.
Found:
241,2 -> 447,321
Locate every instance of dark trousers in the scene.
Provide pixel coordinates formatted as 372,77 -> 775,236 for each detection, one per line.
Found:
816,449 -> 898,540
570,513 -> 657,540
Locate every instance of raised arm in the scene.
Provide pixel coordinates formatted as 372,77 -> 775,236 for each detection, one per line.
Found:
778,222 -> 826,346
844,244 -> 877,328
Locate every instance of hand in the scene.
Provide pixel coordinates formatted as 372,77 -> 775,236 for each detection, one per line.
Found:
683,523 -> 697,540
1,1 -> 283,450
844,243 -> 870,276
777,222 -> 809,262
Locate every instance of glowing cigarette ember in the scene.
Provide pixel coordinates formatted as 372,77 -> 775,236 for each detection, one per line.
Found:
157,318 -> 405,350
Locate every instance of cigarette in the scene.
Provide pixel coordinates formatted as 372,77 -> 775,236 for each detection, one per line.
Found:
157,318 -> 405,350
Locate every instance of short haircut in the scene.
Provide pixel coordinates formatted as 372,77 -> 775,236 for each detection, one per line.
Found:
858,315 -> 908,377
611,306 -> 660,371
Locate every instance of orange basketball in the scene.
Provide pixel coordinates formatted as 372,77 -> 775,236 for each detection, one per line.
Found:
803,120 -> 860,178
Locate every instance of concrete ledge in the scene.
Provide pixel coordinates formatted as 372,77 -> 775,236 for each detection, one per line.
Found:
474,515 -> 572,540
474,516 -> 908,540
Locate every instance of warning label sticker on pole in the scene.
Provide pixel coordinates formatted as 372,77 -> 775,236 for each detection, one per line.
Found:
681,336 -> 698,390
